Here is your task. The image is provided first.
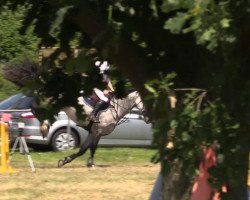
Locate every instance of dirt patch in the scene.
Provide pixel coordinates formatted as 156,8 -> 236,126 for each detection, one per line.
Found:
0,164 -> 160,200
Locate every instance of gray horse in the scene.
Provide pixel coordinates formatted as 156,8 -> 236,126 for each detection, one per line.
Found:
58,91 -> 149,167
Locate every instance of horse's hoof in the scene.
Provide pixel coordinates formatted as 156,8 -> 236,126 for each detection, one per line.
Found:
87,163 -> 95,168
87,157 -> 95,168
58,160 -> 64,168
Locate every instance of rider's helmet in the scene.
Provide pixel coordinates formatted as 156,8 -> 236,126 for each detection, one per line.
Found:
95,61 -> 110,83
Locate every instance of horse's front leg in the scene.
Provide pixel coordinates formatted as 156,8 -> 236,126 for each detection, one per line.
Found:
58,132 -> 94,167
87,134 -> 101,167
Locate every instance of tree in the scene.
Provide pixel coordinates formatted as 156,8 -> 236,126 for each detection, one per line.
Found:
0,4 -> 40,62
0,4 -> 40,98
1,1 -> 249,199
0,70 -> 18,100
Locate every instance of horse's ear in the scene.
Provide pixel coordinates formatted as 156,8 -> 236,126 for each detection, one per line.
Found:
142,111 -> 150,124
144,116 -> 150,124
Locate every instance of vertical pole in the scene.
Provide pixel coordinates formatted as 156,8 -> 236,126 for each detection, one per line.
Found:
1,122 -> 7,171
248,153 -> 250,192
247,153 -> 250,187
20,137 -> 35,172
67,116 -> 71,149
9,122 -> 34,172
0,122 -> 14,173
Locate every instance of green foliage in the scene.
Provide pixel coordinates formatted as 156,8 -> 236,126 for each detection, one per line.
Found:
0,4 -> 40,62
149,86 -> 244,198
162,0 -> 236,50
0,4 -> 40,98
0,65 -> 19,100
1,1 -> 249,198
144,73 -> 177,164
170,95 -> 241,188
3,59 -> 39,87
145,72 -> 176,99
145,71 -> 245,197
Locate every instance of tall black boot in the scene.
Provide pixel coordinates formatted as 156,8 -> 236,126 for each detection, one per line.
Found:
91,100 -> 109,122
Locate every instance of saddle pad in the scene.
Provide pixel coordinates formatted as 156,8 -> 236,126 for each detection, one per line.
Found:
83,97 -> 95,108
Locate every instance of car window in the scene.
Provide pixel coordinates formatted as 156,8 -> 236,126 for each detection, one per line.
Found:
9,97 -> 34,109
0,93 -> 24,109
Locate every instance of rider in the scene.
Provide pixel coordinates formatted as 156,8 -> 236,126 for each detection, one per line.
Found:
90,61 -> 114,121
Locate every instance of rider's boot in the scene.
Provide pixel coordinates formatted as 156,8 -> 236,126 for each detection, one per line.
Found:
90,100 -> 109,122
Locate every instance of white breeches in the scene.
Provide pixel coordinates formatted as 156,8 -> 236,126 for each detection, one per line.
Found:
93,88 -> 109,102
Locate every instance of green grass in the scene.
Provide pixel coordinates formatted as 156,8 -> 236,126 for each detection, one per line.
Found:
1,147 -> 160,200
9,147 -> 158,168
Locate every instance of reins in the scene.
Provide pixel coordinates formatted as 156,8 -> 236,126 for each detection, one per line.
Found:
109,97 -> 145,126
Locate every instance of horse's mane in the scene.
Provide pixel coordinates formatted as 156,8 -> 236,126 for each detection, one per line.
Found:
125,89 -> 136,95
114,89 -> 136,99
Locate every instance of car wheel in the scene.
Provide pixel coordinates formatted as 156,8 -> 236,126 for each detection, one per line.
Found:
51,129 -> 79,151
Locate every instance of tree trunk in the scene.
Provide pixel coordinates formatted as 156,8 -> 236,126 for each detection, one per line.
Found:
226,133 -> 249,200
161,160 -> 193,200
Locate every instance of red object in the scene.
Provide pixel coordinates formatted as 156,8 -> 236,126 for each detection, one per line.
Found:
21,112 -> 35,119
1,113 -> 12,123
191,147 -> 227,200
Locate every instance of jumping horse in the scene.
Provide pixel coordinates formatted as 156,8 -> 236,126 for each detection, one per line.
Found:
58,91 -> 149,167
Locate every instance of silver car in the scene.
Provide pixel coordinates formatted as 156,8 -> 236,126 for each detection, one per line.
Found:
2,94 -> 152,151
28,110 -> 152,151
0,93 -> 42,142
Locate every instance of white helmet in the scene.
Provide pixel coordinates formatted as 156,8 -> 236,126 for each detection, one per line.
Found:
95,61 -> 109,73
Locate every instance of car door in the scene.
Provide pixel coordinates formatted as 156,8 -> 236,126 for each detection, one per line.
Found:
103,109 -> 152,141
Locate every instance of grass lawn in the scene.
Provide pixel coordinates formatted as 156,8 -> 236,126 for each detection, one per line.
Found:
9,147 -> 157,167
0,147 -> 160,200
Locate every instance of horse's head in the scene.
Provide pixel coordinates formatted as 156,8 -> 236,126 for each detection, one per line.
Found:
141,110 -> 150,124
110,91 -> 150,124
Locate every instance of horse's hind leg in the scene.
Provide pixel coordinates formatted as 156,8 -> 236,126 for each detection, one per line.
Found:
87,134 -> 101,167
58,132 -> 94,167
